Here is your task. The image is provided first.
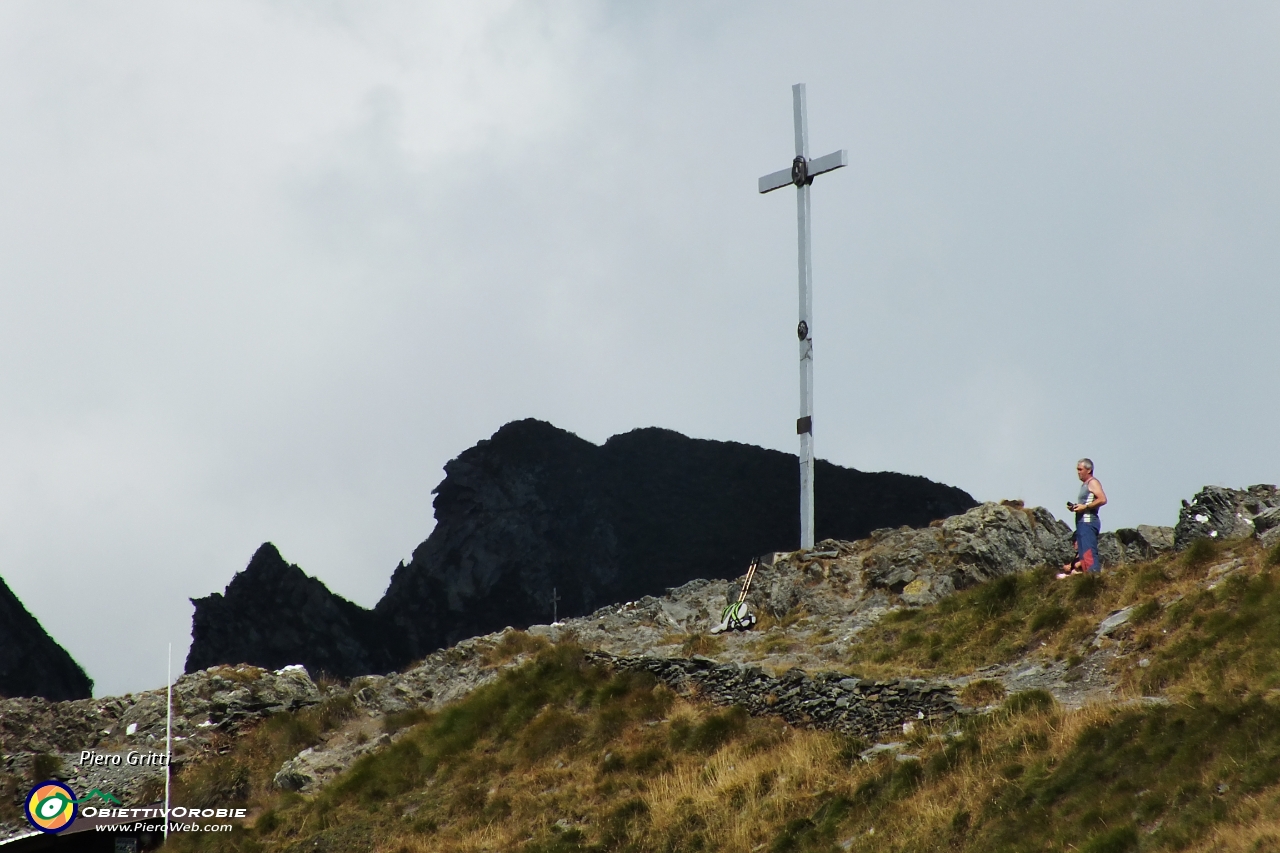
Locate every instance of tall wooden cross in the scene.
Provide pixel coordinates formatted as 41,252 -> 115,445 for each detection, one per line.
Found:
758,83 -> 846,551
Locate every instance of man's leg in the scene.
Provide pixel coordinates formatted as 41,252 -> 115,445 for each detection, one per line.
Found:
1077,520 -> 1100,573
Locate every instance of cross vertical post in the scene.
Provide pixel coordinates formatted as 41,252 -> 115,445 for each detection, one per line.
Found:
758,83 -> 846,551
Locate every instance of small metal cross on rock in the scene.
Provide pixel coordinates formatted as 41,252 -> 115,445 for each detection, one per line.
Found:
758,83 -> 847,551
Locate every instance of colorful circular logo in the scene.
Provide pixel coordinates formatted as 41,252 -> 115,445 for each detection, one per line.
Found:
25,781 -> 78,833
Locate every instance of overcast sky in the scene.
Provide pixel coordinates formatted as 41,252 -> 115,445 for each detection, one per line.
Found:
2,2 -> 1277,697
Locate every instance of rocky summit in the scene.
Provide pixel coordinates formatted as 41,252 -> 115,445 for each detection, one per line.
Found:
187,419 -> 976,677
5,482 -> 1280,853
374,420 -> 976,664
0,575 -> 92,701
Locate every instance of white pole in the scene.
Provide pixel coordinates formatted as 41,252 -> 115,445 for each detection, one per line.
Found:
757,84 -> 846,552
793,83 -> 816,550
165,643 -> 172,843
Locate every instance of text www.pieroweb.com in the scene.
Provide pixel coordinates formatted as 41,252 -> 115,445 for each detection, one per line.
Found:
96,821 -> 234,833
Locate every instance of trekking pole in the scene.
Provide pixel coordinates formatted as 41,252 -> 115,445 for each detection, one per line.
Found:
738,557 -> 760,604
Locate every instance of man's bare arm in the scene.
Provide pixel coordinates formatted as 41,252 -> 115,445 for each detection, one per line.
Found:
1086,479 -> 1107,510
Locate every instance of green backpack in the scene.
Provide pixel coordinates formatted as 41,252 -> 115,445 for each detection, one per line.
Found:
719,600 -> 756,631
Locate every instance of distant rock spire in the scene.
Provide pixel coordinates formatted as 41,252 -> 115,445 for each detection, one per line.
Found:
0,574 -> 93,700
185,542 -> 394,679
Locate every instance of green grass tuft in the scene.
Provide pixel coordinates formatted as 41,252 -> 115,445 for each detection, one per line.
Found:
29,753 -> 62,782
1081,824 -> 1139,853
1183,537 -> 1219,567
1004,689 -> 1054,715
1070,572 -> 1104,600
1029,604 -> 1070,632
680,633 -> 725,658
959,679 -> 1006,706
381,707 -> 429,735
976,575 -> 1020,615
670,706 -> 748,753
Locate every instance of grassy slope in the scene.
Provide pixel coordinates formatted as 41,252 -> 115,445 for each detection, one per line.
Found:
167,540 -> 1280,853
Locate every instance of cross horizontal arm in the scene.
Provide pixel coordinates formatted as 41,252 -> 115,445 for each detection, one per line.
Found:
807,149 -> 847,178
758,168 -> 792,194
758,149 -> 848,194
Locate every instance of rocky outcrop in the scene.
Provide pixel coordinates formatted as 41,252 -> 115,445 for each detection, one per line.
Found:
757,502 -> 1075,607
1174,485 -> 1280,550
373,420 -> 976,664
0,664 -> 322,757
0,663 -> 323,810
1098,525 -> 1175,566
186,543 -> 396,679
0,575 -> 92,701
729,503 -> 1172,612
588,652 -> 961,739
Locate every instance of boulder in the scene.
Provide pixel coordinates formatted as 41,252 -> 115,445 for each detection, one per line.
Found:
1098,525 -> 1175,566
1174,485 -> 1280,550
727,502 -> 1076,614
844,502 -> 1073,605
729,561 -> 810,619
1252,507 -> 1280,549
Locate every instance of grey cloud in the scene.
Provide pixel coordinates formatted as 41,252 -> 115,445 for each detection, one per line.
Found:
0,2 -> 1275,695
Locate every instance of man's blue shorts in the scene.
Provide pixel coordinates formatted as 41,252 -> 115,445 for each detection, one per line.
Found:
1076,515 -> 1101,573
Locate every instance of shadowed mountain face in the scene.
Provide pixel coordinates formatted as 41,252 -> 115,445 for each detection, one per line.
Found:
187,420 -> 977,677
373,421 -> 977,663
186,543 -> 397,679
0,575 -> 93,700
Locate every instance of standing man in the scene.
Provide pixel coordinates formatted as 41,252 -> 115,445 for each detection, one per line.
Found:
1061,458 -> 1108,577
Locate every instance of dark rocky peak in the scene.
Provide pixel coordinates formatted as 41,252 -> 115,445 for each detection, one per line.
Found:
225,542 -> 307,594
187,421 -> 978,677
376,420 -> 620,664
186,543 -> 393,679
374,419 -> 978,663
0,574 -> 93,700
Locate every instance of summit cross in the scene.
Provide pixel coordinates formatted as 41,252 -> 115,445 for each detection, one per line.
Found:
758,83 -> 847,551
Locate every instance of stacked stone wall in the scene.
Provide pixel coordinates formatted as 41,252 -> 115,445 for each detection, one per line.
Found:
587,652 -> 961,739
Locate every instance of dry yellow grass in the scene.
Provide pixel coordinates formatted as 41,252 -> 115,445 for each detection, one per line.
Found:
640,714 -> 844,851
167,540 -> 1280,853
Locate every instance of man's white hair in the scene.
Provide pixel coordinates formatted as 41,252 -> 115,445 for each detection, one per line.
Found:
1077,458 -> 1094,473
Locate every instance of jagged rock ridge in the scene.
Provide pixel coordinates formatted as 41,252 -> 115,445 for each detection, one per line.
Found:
0,575 -> 92,701
374,420 -> 977,663
187,543 -> 396,679
187,419 -> 977,677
